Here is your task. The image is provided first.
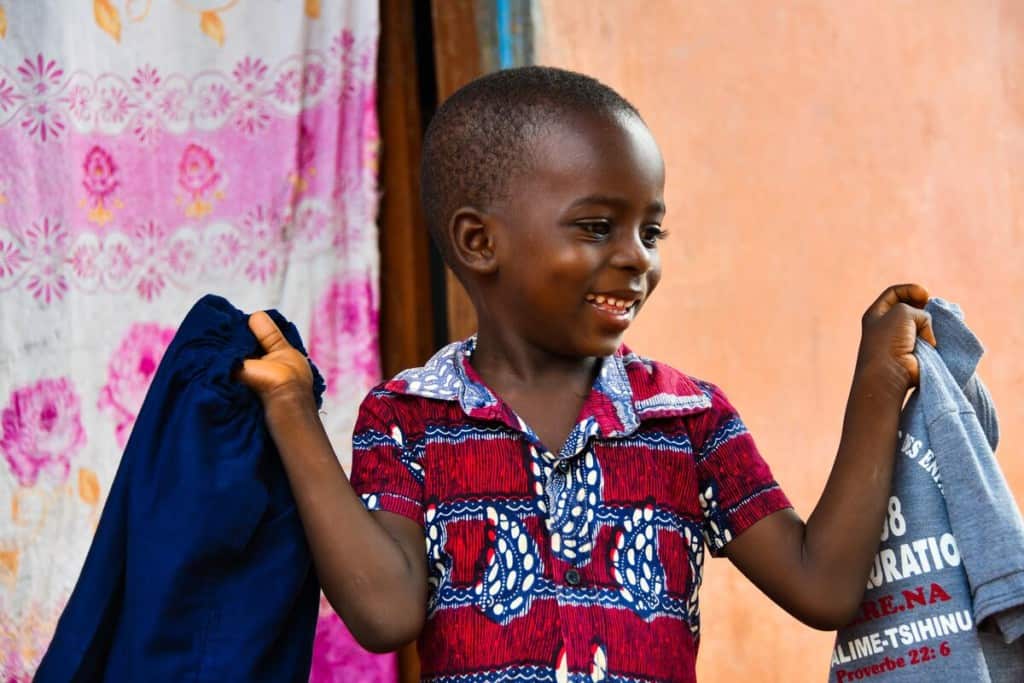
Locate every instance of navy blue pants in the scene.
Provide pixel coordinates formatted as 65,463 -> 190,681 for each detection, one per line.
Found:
37,295 -> 323,682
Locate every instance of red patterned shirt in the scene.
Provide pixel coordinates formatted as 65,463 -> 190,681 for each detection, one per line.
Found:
350,338 -> 791,682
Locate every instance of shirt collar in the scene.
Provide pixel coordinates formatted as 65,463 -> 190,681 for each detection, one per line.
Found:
384,337 -> 710,444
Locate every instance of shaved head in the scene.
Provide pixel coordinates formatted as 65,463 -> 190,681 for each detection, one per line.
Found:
420,66 -> 641,267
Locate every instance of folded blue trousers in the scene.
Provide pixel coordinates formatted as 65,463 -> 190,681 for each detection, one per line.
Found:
36,295 -> 323,682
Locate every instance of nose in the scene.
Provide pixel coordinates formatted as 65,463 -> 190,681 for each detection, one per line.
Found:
609,228 -> 654,274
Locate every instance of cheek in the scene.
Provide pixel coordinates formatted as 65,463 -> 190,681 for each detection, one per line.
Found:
539,249 -> 597,287
646,258 -> 663,297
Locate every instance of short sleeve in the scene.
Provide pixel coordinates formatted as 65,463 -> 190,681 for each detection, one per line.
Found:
348,392 -> 424,525
693,382 -> 791,556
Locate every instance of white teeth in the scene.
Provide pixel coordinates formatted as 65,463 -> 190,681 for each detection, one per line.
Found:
586,293 -> 638,313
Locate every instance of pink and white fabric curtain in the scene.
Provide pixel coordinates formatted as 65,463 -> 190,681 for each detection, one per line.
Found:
0,2 -> 390,679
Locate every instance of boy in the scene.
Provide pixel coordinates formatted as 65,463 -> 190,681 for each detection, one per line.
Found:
239,67 -> 936,681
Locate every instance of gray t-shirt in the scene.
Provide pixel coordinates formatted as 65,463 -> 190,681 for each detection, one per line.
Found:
829,299 -> 1024,682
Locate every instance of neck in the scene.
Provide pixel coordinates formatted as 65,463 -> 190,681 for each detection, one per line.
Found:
470,322 -> 600,396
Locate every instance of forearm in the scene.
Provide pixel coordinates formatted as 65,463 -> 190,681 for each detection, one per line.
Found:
801,366 -> 905,623
727,285 -> 933,630
264,393 -> 425,651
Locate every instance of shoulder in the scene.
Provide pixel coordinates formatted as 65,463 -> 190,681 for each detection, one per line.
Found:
618,347 -> 743,425
355,382 -> 437,432
619,346 -> 725,405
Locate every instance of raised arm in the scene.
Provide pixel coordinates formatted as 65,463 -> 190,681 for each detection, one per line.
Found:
723,284 -> 937,630
238,312 -> 427,652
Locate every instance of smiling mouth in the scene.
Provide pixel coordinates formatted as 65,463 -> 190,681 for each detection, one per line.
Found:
584,293 -> 640,319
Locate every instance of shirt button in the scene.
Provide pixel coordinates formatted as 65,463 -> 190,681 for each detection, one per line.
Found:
565,569 -> 581,586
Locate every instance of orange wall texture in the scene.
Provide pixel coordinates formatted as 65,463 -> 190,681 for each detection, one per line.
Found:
537,2 -> 1024,680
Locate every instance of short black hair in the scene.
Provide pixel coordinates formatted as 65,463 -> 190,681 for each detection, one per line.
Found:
420,65 -> 641,267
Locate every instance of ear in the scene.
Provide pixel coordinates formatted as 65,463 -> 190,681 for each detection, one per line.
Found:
448,206 -> 498,275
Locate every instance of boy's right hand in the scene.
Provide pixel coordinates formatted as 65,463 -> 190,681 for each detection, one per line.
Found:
237,312 -> 315,406
237,312 -> 428,651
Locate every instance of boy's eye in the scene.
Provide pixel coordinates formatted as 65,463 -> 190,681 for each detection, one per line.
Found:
576,220 -> 612,237
641,225 -> 668,247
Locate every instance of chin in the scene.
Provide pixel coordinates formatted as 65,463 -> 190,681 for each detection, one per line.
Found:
576,334 -> 625,358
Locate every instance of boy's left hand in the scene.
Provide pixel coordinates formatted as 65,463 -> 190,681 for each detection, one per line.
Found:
724,283 -> 939,630
854,283 -> 937,398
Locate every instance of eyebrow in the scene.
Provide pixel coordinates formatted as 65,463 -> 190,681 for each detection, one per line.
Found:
567,194 -> 666,215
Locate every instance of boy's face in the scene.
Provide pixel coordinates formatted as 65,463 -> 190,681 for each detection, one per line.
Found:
485,111 -> 666,358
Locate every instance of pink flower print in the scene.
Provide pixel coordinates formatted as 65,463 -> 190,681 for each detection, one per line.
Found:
136,264 -> 165,301
297,123 -> 316,171
333,31 -> 359,102
159,87 -> 187,123
357,48 -> 374,72
130,65 -> 162,101
241,206 -> 283,283
132,219 -> 166,260
0,643 -> 31,682
69,240 -> 100,282
0,239 -> 26,281
331,173 -> 361,230
0,77 -> 21,114
273,68 -> 302,105
63,84 -> 93,123
232,57 -> 268,94
232,98 -> 270,137
166,236 -> 198,276
292,203 -> 329,243
231,58 -> 271,135
102,241 -> 134,287
132,220 -> 169,300
308,276 -> 380,398
126,67 -> 162,140
0,377 -> 85,487
83,147 -> 118,198
198,81 -> 234,120
289,123 -> 317,195
309,606 -> 395,682
17,54 -> 64,99
82,146 -> 120,226
131,107 -> 161,145
302,64 -> 326,99
205,229 -> 243,274
177,143 -> 223,218
20,100 -> 65,142
178,143 -> 220,195
22,218 -> 68,304
17,55 -> 66,142
331,30 -> 356,59
99,323 -> 175,448
98,87 -> 133,125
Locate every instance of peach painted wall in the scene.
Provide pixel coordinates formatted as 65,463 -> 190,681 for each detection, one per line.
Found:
537,2 -> 1024,680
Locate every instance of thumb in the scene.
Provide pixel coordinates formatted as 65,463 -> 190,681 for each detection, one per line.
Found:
248,311 -> 293,354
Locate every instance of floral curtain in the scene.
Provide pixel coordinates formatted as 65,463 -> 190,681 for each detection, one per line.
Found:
0,1 -> 391,679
